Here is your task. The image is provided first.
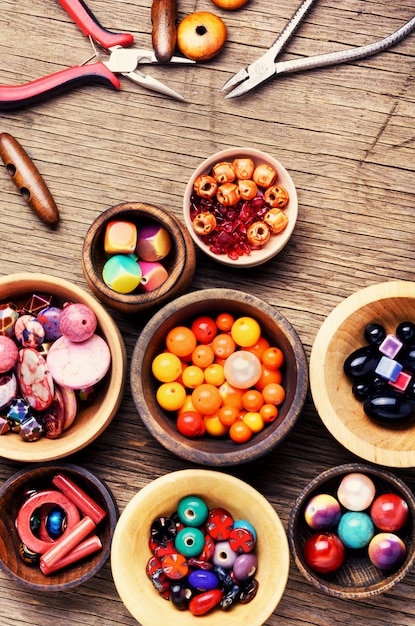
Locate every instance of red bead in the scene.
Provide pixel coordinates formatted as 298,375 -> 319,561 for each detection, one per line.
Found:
206,507 -> 234,541
229,527 -> 255,553
189,588 -> 223,616
370,493 -> 409,532
161,552 -> 189,579
303,532 -> 345,574
199,534 -> 215,560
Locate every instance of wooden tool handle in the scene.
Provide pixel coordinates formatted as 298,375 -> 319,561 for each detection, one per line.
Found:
151,0 -> 177,63
0,133 -> 59,226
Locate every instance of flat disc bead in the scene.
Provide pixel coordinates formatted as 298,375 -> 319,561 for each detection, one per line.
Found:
46,334 -> 111,389
175,527 -> 205,557
337,473 -> 376,511
177,495 -> 208,527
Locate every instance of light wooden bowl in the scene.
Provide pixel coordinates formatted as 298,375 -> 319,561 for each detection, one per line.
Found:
130,288 -> 308,466
288,463 -> 415,599
0,462 -> 118,591
82,202 -> 196,314
111,469 -> 289,625
183,147 -> 298,267
0,272 -> 126,462
310,281 -> 415,467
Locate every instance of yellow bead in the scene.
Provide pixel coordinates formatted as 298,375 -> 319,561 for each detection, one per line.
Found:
203,412 -> 229,437
243,411 -> 265,433
102,255 -> 142,294
182,365 -> 204,389
104,221 -> 137,254
204,363 -> 225,386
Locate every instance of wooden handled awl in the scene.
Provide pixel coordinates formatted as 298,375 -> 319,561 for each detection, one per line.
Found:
0,133 -> 59,226
151,0 -> 177,63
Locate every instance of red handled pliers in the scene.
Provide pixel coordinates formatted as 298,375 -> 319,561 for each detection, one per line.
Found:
0,0 -> 194,109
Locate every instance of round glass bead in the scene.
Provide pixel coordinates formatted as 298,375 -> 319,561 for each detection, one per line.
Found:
396,321 -> 415,344
175,527 -> 205,557
212,540 -> 237,569
368,532 -> 406,570
223,350 -> 262,389
304,493 -> 341,530
45,506 -> 67,539
177,495 -> 209,527
337,511 -> 375,549
370,493 -> 409,532
364,323 -> 386,346
337,472 -> 376,511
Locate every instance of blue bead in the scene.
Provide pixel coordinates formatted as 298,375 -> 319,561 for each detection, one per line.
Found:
375,356 -> 403,382
177,495 -> 208,527
175,527 -> 205,557
45,506 -> 66,539
188,569 -> 219,591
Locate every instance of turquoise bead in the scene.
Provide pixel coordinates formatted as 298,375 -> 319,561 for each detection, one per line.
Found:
177,495 -> 208,527
337,511 -> 375,549
175,527 -> 205,557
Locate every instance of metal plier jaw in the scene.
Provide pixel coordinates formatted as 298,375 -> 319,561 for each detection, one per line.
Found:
222,0 -> 415,99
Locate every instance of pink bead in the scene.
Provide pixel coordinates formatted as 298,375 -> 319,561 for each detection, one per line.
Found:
136,223 -> 172,262
17,348 -> 54,411
0,335 -> 18,372
137,261 -> 168,292
59,303 -> 97,342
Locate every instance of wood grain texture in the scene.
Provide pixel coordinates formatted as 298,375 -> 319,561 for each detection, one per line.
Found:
0,0 -> 414,625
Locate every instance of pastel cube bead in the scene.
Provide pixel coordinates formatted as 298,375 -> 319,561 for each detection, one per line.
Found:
137,261 -> 168,292
389,369 -> 412,392
379,334 -> 403,359
104,221 -> 137,254
102,255 -> 142,294
136,223 -> 172,262
375,355 -> 403,382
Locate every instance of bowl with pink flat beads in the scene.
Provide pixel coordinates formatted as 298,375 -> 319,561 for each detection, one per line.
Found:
0,272 -> 127,463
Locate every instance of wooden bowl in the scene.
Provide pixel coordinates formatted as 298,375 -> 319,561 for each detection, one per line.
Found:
310,281 -> 415,467
288,463 -> 415,599
130,288 -> 308,466
111,469 -> 289,625
0,272 -> 126,462
82,202 -> 196,314
0,462 -> 118,591
183,147 -> 298,268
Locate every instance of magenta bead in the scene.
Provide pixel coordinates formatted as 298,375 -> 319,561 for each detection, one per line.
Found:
368,532 -> 406,570
303,532 -> 345,574
304,493 -> 341,530
233,552 -> 258,580
0,335 -> 18,372
59,303 -> 97,342
370,494 -> 409,532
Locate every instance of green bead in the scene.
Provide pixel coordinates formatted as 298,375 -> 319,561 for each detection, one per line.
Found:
177,495 -> 208,527
102,254 -> 142,294
175,527 -> 205,557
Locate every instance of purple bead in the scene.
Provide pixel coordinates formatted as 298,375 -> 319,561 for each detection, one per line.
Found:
233,552 -> 258,581
188,569 -> 219,591
37,306 -> 63,341
368,533 -> 406,570
379,334 -> 403,359
304,493 -> 341,530
212,540 -> 237,569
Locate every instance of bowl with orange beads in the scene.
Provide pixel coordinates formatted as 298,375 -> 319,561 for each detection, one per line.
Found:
183,148 -> 298,268
130,288 -> 308,466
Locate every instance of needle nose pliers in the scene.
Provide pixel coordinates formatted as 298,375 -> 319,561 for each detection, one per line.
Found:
0,0 -> 194,109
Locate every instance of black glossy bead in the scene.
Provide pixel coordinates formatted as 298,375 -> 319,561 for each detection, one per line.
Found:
402,346 -> 415,374
344,346 -> 380,380
239,578 -> 259,604
150,516 -> 177,546
363,391 -> 415,426
170,582 -> 193,610
396,321 -> 415,345
364,323 -> 386,346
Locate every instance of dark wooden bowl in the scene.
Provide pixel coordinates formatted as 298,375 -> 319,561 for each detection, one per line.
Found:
130,288 -> 308,466
111,469 -> 289,626
288,463 -> 415,599
0,273 -> 126,463
82,202 -> 196,315
0,462 -> 118,591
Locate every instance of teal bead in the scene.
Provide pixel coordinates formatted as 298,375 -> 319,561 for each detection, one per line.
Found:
177,495 -> 209,527
102,254 -> 142,294
175,527 -> 205,558
233,519 -> 257,543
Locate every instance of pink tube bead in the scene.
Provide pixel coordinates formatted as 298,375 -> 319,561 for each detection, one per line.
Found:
52,473 -> 107,524
40,535 -> 102,575
40,516 -> 96,570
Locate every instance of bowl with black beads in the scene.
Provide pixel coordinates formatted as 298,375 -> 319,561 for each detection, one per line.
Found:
310,281 -> 415,467
111,469 -> 290,626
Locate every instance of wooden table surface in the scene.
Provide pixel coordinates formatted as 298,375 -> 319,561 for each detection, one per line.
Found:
0,1 -> 414,624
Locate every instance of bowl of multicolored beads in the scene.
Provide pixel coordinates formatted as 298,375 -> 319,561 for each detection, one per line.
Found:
183,147 -> 298,267
0,272 -> 126,462
0,462 -> 118,591
111,469 -> 290,625
130,287 -> 308,466
288,463 -> 415,599
82,202 -> 196,314
310,281 -> 415,468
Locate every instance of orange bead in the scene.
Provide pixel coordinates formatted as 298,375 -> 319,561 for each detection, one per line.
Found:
218,381 -> 244,409
255,365 -> 282,390
211,333 -> 236,359
242,389 -> 264,412
215,312 -> 235,332
242,336 -> 270,360
229,420 -> 253,444
218,404 -> 240,427
178,395 -> 203,417
166,326 -> 197,358
192,384 -> 222,415
261,346 -> 284,370
260,404 -> 279,422
192,344 -> 215,368
262,382 -> 286,406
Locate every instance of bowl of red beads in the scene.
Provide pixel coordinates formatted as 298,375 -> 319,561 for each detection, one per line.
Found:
0,462 -> 118,591
183,147 -> 298,267
111,469 -> 290,625
288,463 -> 415,599
130,288 -> 308,466
82,202 -> 196,314
0,272 -> 126,462
310,280 -> 415,467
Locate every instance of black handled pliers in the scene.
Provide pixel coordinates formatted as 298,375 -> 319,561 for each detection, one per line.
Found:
222,0 -> 415,99
0,0 -> 194,109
